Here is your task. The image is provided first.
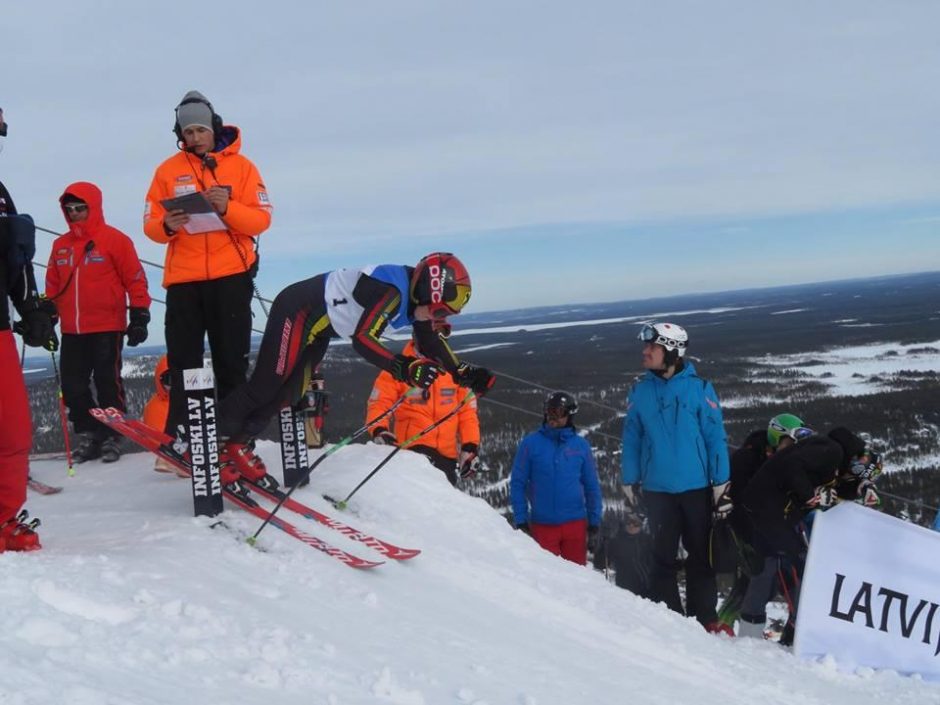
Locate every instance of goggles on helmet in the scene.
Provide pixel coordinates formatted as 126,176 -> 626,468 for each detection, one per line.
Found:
638,323 -> 687,352
430,282 -> 472,319
849,451 -> 883,480
768,417 -> 814,444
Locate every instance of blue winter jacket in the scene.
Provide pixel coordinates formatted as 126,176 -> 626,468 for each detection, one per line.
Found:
510,425 -> 603,527
933,510 -> 940,532
621,362 -> 729,493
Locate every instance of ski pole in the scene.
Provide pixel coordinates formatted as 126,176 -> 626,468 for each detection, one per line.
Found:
326,392 -> 476,511
877,489 -> 940,514
50,352 -> 75,477
248,388 -> 420,544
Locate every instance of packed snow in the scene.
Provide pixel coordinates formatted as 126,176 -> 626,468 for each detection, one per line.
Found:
5,444 -> 938,704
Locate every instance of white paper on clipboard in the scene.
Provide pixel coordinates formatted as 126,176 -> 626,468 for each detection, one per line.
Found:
160,192 -> 226,234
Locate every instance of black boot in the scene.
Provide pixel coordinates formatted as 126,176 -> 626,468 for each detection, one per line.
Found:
100,437 -> 121,463
73,433 -> 102,464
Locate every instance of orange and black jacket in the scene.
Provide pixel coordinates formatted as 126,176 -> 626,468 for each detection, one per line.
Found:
366,342 -> 480,460
143,126 -> 272,287
46,182 -> 151,335
142,354 -> 169,432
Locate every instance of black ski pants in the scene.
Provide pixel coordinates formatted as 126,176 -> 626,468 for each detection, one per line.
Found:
60,331 -> 125,440
644,487 -> 718,624
219,275 -> 332,441
164,272 -> 253,437
411,444 -> 458,486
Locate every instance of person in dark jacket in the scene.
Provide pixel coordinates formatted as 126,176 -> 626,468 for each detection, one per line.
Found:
621,322 -> 731,634
741,425 -> 868,644
593,515 -> 653,597
511,392 -> 602,566
724,413 -> 812,638
0,108 -> 58,551
46,182 -> 151,463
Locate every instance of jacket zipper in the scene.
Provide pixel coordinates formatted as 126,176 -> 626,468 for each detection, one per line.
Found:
74,248 -> 82,334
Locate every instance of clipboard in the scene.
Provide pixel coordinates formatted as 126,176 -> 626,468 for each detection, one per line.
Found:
160,192 -> 226,234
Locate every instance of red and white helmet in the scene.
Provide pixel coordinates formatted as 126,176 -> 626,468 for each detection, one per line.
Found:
411,253 -> 472,319
638,322 -> 688,357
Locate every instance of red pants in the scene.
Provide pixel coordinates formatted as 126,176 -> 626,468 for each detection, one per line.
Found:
0,330 -> 31,524
531,519 -> 588,566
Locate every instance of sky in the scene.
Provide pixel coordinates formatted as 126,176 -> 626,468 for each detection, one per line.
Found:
3,1 -> 940,316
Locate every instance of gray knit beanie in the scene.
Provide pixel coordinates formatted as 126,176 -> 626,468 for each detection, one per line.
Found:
176,90 -> 214,132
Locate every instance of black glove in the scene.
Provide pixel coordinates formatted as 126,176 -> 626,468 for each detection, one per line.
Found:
807,485 -> 838,509
14,296 -> 59,351
587,525 -> 600,553
516,522 -> 532,536
126,307 -> 150,347
454,363 -> 495,396
371,428 -> 398,446
391,355 -> 442,389
458,443 -> 480,479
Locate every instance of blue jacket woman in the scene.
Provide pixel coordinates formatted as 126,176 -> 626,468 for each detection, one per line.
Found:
621,362 -> 729,493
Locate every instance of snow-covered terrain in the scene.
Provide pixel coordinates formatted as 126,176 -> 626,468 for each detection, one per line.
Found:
6,444 -> 938,704
747,340 -> 940,397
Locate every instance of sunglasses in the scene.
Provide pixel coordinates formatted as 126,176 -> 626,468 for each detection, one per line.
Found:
64,203 -> 89,214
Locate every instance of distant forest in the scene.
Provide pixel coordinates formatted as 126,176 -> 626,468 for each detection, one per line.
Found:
26,272 -> 940,529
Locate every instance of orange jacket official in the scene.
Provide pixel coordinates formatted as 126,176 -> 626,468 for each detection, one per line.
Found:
366,342 -> 480,460
46,182 -> 151,335
143,126 -> 272,287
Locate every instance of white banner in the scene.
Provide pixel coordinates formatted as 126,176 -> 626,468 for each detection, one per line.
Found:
796,502 -> 940,680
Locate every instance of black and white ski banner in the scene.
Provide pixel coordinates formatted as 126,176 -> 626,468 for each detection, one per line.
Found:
278,403 -> 309,488
184,367 -> 223,517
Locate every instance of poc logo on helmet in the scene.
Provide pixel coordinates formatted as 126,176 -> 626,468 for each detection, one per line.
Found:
428,263 -> 444,304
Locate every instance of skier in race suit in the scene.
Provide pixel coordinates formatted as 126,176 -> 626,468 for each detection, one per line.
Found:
217,252 -> 495,487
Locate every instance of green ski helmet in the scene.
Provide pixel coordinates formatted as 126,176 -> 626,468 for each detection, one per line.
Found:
767,413 -> 814,449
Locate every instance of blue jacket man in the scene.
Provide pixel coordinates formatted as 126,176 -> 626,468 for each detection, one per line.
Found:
620,322 -> 731,635
511,392 -> 602,566
621,363 -> 729,492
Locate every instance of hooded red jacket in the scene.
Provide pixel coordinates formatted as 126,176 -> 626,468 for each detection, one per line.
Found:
45,182 -> 151,334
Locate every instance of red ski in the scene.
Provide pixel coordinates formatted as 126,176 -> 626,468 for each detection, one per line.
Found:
90,408 -> 383,569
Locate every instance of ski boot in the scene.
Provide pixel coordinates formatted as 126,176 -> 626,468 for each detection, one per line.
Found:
221,440 -> 279,492
72,433 -> 101,464
704,620 -> 735,637
100,437 -> 122,463
0,510 -> 41,551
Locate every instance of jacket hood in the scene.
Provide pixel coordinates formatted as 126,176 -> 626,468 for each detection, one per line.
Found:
60,181 -> 106,239
212,125 -> 241,156
645,360 -> 696,384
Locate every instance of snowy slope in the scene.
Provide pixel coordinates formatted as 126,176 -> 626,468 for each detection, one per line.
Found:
6,444 -> 938,705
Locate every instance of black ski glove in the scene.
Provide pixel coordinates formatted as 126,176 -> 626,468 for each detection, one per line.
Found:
587,525 -> 601,553
14,296 -> 58,351
371,428 -> 398,446
126,307 -> 150,347
454,363 -> 495,396
458,443 -> 480,479
391,355 -> 442,389
516,522 -> 532,536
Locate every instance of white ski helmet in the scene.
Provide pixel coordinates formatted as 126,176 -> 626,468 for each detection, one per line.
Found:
638,322 -> 688,357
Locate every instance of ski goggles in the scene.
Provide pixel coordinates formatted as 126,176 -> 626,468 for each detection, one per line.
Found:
768,419 -> 815,443
63,203 -> 89,214
638,323 -> 686,351
849,451 -> 883,480
430,282 -> 472,319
